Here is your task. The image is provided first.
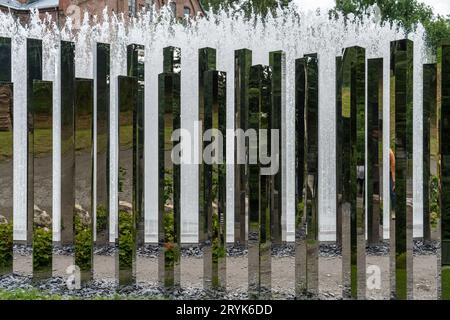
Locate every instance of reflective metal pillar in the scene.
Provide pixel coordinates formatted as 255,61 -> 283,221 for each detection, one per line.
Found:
234,49 -> 252,246
423,63 -> 436,244
269,50 -> 285,245
295,54 -> 319,298
203,70 -> 227,291
159,46 -> 181,289
390,39 -> 414,300
0,37 -> 11,82
31,80 -> 53,280
117,76 -> 138,286
74,78 -> 94,283
438,40 -> 450,300
341,46 -> 366,299
127,44 -> 145,246
199,47 -> 216,248
336,56 -> 343,246
95,43 -> 110,246
367,58 -> 383,245
61,41 -> 75,246
248,65 -> 272,299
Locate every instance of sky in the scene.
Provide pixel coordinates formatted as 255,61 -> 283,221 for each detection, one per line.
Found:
293,0 -> 450,16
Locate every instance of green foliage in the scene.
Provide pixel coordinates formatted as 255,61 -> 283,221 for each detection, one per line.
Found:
430,175 -> 440,229
32,227 -> 52,271
96,205 -> 108,233
0,222 -> 13,270
330,0 -> 450,51
118,210 -> 134,269
118,166 -> 126,193
201,0 -> 293,17
74,215 -> 92,271
164,169 -> 173,206
163,211 -> 179,269
212,212 -> 225,263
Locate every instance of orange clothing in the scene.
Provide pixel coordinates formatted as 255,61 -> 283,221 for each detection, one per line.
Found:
389,149 -> 395,182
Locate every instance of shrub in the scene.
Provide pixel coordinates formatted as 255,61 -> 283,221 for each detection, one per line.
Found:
0,222 -> 13,270
33,227 -> 52,271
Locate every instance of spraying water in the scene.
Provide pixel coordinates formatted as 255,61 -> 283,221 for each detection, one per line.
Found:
0,4 -> 428,243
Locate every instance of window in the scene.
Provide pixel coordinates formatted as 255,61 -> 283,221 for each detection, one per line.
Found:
184,7 -> 191,17
128,0 -> 136,16
170,2 -> 176,16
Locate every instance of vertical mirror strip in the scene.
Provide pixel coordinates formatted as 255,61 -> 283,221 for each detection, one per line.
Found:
269,51 -> 285,245
31,80 -> 53,280
367,58 -> 384,245
438,41 -> 450,300
0,37 -> 12,276
342,46 -> 366,299
390,39 -> 414,300
96,43 -> 110,246
159,46 -> 181,288
248,65 -> 272,299
203,70 -> 227,290
27,39 -> 43,245
127,44 -> 145,246
74,79 -> 94,283
61,41 -> 75,246
234,49 -> 252,245
199,47 -> 216,248
336,56 -> 343,246
423,64 -> 436,244
117,76 -> 137,286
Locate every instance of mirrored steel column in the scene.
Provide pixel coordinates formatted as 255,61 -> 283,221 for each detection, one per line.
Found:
95,43 -> 110,246
438,40 -> 450,300
27,38 -> 43,245
199,47 -> 216,249
341,46 -> 366,299
127,44 -> 145,246
390,39 -> 414,300
74,79 -> 94,283
0,82 -> 13,275
61,41 -> 75,246
159,46 -> 181,289
234,49 -> 252,245
248,65 -> 272,299
31,80 -> 53,280
0,37 -> 12,276
269,50 -> 285,245
336,56 -> 343,246
295,54 -> 319,298
423,64 -> 436,244
203,70 -> 227,291
367,58 -> 383,245
117,76 -> 138,286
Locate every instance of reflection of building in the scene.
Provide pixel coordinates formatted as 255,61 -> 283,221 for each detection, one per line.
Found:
0,84 -> 12,131
0,0 -> 205,26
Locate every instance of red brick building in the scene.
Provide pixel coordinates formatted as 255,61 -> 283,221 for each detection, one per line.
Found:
0,0 -> 205,26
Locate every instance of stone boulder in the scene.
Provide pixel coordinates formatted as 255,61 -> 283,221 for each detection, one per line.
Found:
119,201 -> 133,214
75,203 -> 91,226
34,205 -> 52,227
0,214 -> 8,225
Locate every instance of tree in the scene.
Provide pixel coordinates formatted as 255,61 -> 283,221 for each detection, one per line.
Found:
200,0 -> 293,17
330,0 -> 450,51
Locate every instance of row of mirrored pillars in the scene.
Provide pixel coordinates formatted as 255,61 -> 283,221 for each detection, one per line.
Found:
0,37 -> 449,300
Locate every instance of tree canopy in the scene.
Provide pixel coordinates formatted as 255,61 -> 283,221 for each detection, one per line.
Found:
200,0 -> 293,17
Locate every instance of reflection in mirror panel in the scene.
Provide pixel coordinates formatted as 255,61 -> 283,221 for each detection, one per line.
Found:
295,54 -> 319,298
423,64 -> 436,243
163,46 -> 181,74
269,51 -> 285,246
199,47 -> 216,248
0,37 -> 11,82
27,38 -> 43,245
61,41 -> 75,246
95,43 -> 110,246
158,71 -> 181,289
127,44 -> 145,246
438,41 -> 450,300
74,79 -> 94,283
0,82 -> 13,275
117,76 -> 137,286
390,39 -> 414,300
203,70 -> 227,291
336,56 -> 343,246
367,58 -> 383,245
234,49 -> 252,246
342,46 -> 366,299
31,80 -> 53,280
248,65 -> 272,299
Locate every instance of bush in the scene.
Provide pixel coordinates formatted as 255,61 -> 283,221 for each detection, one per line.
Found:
74,214 -> 92,271
118,210 -> 134,269
33,227 -> 52,271
0,222 -> 13,270
96,205 -> 107,233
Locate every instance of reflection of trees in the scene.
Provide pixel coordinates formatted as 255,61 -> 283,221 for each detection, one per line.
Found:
0,85 -> 12,132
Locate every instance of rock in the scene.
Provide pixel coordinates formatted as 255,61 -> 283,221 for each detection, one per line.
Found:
119,201 -> 133,214
34,205 -> 52,227
75,204 -> 91,226
0,214 -> 8,224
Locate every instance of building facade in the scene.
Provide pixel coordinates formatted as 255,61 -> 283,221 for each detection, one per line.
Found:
0,0 -> 205,26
